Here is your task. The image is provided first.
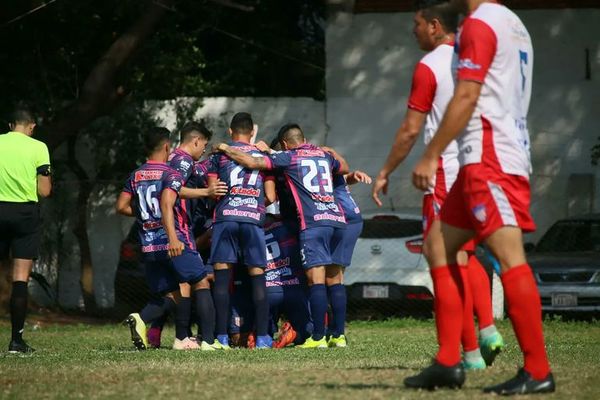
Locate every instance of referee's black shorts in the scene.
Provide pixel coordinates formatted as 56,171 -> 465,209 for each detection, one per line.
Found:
0,201 -> 41,260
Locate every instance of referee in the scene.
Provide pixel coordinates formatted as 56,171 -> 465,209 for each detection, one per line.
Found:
0,108 -> 51,353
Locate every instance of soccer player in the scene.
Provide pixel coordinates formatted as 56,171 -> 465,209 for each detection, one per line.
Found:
215,123 -> 350,348
409,0 -> 554,394
0,108 -> 51,353
263,207 -> 312,347
207,112 -> 276,349
116,127 -> 223,351
372,0 -> 499,371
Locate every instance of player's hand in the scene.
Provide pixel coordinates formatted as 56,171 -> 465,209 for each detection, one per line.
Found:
213,143 -> 229,153
372,173 -> 389,207
168,239 -> 185,258
321,146 -> 333,154
351,170 -> 372,184
255,140 -> 271,153
412,155 -> 437,191
208,179 -> 228,197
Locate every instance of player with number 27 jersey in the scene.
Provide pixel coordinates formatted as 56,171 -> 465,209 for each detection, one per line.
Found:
122,161 -> 184,261
208,142 -> 273,226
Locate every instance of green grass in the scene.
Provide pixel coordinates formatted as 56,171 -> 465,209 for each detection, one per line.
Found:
1,318 -> 599,399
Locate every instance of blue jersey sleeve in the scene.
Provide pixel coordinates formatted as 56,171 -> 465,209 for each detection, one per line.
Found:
268,151 -> 293,169
123,174 -> 134,194
326,152 -> 341,174
170,154 -> 194,182
163,171 -> 183,194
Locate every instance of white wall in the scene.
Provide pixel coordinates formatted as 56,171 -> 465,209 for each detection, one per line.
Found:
326,8 -> 600,240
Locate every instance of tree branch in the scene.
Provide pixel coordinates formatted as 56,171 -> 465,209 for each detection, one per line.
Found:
207,0 -> 255,12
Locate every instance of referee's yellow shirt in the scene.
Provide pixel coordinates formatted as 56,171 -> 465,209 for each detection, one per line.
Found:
0,131 -> 51,203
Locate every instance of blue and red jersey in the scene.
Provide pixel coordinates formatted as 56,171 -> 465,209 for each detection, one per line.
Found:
122,161 -> 193,261
267,144 -> 346,230
333,174 -> 362,225
264,219 -> 304,289
208,141 -> 273,226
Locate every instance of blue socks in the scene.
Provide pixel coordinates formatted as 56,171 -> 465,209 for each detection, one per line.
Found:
140,296 -> 175,325
251,274 -> 269,337
309,284 -> 328,341
194,288 -> 215,343
175,297 -> 191,340
214,269 -> 232,336
328,284 -> 347,337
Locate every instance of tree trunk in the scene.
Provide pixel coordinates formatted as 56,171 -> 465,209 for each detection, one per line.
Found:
41,0 -> 175,151
67,138 -> 96,313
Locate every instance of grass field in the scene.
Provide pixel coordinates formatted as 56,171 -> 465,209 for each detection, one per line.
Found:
1,317 -> 599,399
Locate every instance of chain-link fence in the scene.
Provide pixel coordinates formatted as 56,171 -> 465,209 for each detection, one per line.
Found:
17,179 -> 505,321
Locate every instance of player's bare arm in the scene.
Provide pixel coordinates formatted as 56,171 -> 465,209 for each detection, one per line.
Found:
37,175 -> 52,198
115,192 -> 134,216
159,188 -> 185,258
321,146 -> 350,175
215,143 -> 270,170
179,180 -> 228,199
264,179 -> 277,205
412,80 -> 482,191
345,170 -> 372,185
372,109 -> 426,207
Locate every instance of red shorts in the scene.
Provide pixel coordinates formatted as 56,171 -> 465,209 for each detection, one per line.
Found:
440,164 -> 536,241
423,194 -> 476,252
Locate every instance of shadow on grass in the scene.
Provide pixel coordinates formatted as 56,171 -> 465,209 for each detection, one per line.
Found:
321,383 -> 398,390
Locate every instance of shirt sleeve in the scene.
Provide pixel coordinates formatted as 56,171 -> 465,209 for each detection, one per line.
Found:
328,153 -> 341,174
206,154 -> 219,179
122,175 -> 133,195
36,142 -> 51,168
164,171 -> 183,195
457,18 -> 497,83
407,62 -> 437,113
268,151 -> 292,169
171,156 -> 193,182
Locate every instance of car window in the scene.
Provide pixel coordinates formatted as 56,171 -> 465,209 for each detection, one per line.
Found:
360,218 -> 422,239
536,220 -> 600,252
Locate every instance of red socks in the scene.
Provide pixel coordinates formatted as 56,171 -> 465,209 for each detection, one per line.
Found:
502,264 -> 551,379
468,255 -> 495,329
459,264 -> 479,352
431,265 -> 463,366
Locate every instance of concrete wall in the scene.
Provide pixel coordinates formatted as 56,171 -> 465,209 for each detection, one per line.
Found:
326,8 -> 600,240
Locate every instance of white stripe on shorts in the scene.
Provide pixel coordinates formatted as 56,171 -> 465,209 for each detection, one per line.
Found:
487,181 -> 517,226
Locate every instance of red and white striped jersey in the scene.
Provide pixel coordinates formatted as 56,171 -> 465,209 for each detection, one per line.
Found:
454,2 -> 534,178
408,42 -> 459,195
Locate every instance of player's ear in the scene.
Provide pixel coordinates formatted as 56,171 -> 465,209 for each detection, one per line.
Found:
228,127 -> 233,136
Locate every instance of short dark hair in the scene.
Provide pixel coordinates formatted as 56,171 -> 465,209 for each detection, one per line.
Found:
230,112 -> 253,134
415,0 -> 458,34
180,121 -> 212,143
144,127 -> 171,156
277,123 -> 304,145
11,107 -> 36,126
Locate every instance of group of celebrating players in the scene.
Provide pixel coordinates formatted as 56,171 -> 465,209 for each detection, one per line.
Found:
115,0 -> 555,395
116,113 -> 370,352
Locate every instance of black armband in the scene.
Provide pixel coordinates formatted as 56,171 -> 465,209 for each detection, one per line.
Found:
37,164 -> 52,176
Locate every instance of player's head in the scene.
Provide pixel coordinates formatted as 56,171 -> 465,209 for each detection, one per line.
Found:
413,0 -> 457,51
9,107 -> 36,136
448,0 -> 468,14
277,123 -> 305,150
180,121 -> 212,161
144,127 -> 171,161
228,112 -> 256,141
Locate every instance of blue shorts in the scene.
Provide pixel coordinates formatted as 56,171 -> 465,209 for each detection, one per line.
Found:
210,222 -> 267,267
337,221 -> 363,267
171,249 -> 208,284
299,226 -> 346,269
268,286 -> 312,339
144,259 -> 179,295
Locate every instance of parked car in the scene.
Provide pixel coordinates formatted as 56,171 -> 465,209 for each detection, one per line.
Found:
528,214 -> 600,316
344,212 -> 433,317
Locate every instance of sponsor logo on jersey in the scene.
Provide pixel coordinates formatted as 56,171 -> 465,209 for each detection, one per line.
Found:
135,170 -> 163,181
457,58 -> 482,70
311,194 -> 335,203
313,213 -> 346,223
222,209 -> 261,220
265,256 -> 291,271
472,204 -> 487,223
143,221 -> 162,230
297,149 -> 325,157
228,197 -> 258,208
230,187 -> 261,197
